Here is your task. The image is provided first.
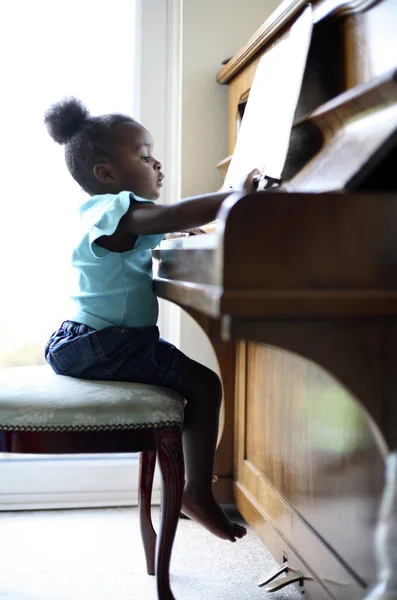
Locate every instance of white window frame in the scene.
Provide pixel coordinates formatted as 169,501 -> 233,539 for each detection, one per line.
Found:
0,0 -> 182,511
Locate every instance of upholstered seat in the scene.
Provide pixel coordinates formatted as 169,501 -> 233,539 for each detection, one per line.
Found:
0,366 -> 184,432
0,365 -> 185,600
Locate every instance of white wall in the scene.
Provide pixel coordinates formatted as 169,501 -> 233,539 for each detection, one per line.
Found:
179,0 -> 281,370
139,1 -> 168,169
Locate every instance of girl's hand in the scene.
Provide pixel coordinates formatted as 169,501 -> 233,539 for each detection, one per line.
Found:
165,228 -> 207,239
183,227 -> 207,235
243,168 -> 261,193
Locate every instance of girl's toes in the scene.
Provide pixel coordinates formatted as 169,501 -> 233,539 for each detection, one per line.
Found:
233,523 -> 247,538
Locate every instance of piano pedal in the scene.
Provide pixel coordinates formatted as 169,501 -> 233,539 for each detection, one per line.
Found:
258,553 -> 305,594
264,573 -> 305,593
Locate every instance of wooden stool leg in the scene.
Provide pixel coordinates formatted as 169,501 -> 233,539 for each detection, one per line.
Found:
156,428 -> 185,600
139,450 -> 157,576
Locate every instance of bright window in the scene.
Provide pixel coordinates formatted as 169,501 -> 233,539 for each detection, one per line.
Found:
0,0 -> 150,510
0,0 -> 138,367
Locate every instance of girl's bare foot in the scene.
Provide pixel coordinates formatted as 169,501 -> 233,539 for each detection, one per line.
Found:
182,485 -> 247,542
180,475 -> 218,520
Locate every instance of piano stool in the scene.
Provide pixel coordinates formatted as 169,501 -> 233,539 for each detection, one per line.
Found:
0,365 -> 186,600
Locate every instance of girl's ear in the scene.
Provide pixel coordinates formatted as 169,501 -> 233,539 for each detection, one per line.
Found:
93,162 -> 117,184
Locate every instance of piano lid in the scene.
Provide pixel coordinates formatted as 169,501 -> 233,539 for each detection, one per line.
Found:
217,0 -> 377,85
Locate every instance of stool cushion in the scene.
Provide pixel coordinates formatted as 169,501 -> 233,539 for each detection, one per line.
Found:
0,366 -> 184,432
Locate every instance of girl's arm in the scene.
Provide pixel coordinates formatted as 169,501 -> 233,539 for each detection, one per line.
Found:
96,169 -> 259,251
120,169 -> 260,236
121,191 -> 231,236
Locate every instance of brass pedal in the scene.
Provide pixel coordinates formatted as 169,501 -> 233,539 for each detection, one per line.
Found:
258,553 -> 304,594
258,562 -> 289,587
265,572 -> 304,593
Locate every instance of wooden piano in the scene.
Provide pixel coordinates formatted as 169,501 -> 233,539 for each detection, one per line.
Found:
154,0 -> 397,598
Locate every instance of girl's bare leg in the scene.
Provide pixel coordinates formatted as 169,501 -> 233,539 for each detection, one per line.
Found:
178,359 -> 247,542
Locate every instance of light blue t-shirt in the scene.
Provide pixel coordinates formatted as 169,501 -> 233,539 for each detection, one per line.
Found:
69,191 -> 164,330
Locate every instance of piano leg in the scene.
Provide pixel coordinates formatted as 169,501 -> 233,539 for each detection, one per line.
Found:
363,452 -> 397,600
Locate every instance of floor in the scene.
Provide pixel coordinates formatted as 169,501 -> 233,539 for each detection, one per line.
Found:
0,506 -> 303,600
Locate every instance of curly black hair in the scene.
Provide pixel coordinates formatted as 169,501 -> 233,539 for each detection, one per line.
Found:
44,97 -> 136,194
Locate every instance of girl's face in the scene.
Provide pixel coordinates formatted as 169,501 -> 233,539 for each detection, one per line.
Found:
101,122 -> 164,200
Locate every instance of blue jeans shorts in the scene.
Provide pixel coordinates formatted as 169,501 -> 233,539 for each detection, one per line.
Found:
45,321 -> 190,394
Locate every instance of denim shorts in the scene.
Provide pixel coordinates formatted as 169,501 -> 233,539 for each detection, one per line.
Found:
45,321 -> 190,393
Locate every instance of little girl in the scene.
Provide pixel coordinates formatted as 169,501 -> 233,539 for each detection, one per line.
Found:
44,97 -> 258,543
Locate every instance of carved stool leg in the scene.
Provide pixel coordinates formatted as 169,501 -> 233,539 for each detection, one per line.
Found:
139,450 -> 157,576
156,427 -> 185,600
363,452 -> 397,600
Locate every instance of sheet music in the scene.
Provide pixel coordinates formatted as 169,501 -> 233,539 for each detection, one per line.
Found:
223,5 -> 313,191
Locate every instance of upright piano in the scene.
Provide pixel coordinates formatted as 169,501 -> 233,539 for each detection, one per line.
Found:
154,0 -> 397,598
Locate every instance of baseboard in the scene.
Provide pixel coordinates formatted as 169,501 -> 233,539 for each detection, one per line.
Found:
0,455 -> 162,510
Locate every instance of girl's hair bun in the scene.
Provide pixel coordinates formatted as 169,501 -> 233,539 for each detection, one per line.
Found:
44,97 -> 90,144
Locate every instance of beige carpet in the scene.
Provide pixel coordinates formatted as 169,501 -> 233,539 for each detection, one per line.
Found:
0,506 -> 302,600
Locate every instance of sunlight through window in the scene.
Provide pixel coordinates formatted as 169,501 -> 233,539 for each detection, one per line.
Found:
0,0 -> 138,367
